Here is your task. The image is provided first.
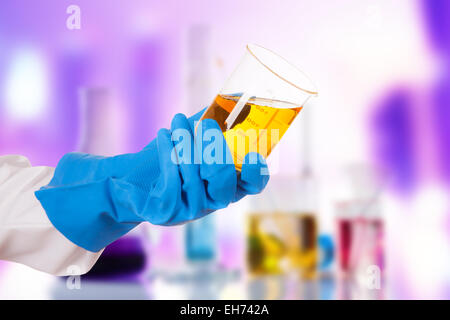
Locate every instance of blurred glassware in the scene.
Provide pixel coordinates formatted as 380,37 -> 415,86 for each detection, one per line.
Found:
318,271 -> 336,300
246,177 -> 332,280
185,215 -> 217,261
247,212 -> 287,276
77,88 -> 123,155
335,199 -> 385,279
334,163 -> 385,276
247,275 -> 286,299
290,212 -> 319,280
55,46 -> 92,154
318,234 -> 334,270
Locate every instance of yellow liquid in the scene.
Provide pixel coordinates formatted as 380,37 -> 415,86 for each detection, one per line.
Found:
247,213 -> 286,276
246,212 -> 318,279
200,94 -> 302,170
292,213 -> 318,280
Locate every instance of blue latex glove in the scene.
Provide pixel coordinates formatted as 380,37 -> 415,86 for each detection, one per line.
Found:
35,111 -> 270,252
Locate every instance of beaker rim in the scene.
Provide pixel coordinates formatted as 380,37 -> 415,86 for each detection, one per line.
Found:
246,44 -> 318,96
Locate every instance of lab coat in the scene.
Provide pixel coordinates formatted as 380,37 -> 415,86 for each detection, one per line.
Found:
0,155 -> 102,276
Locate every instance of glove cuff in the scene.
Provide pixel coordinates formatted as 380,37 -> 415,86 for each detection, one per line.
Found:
35,141 -> 160,252
35,178 -> 142,252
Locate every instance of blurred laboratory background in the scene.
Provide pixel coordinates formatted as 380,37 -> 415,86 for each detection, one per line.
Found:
0,0 -> 449,299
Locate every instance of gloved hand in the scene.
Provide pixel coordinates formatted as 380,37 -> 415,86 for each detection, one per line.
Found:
35,110 -> 270,252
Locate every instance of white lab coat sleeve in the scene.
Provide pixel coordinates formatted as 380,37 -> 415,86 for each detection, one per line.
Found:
0,155 -> 102,276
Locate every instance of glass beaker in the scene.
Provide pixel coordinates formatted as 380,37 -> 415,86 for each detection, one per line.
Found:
335,200 -> 384,277
198,44 -> 318,170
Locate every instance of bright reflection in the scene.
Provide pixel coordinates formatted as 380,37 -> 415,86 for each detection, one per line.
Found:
402,185 -> 450,298
4,49 -> 49,121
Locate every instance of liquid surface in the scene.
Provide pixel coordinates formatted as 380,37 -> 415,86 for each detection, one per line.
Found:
200,94 -> 302,169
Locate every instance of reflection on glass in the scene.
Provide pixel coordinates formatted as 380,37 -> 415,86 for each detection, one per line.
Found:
199,44 -> 317,170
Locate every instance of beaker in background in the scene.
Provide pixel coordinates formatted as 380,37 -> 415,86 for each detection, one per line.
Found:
199,44 -> 318,170
336,200 -> 384,278
245,176 -> 331,280
246,212 -> 289,276
77,88 -> 124,155
334,163 -> 385,280
185,215 -> 217,261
